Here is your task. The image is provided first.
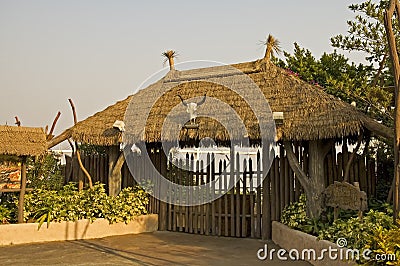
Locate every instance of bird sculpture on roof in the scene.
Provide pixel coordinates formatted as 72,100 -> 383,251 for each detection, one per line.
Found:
177,94 -> 206,124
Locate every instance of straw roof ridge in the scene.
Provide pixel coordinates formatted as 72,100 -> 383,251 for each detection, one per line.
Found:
0,125 -> 46,156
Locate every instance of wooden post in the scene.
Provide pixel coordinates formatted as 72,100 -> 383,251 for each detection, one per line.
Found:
158,148 -> 168,231
17,156 -> 27,223
262,145 -> 271,240
108,145 -> 121,196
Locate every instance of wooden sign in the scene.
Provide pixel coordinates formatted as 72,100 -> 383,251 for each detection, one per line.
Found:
322,181 -> 367,219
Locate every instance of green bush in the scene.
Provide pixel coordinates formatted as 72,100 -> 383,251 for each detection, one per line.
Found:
280,194 -> 330,235
281,194 -> 309,229
27,152 -> 64,190
281,192 -> 398,265
365,226 -> 400,266
0,204 -> 12,224
0,194 -> 17,224
318,210 -> 395,251
23,182 -> 149,228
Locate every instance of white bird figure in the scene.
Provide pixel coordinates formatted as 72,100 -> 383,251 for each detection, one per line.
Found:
351,101 -> 356,107
113,120 -> 125,132
178,94 -> 206,124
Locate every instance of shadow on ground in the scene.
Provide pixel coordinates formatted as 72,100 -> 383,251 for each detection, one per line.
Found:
0,231 -> 311,265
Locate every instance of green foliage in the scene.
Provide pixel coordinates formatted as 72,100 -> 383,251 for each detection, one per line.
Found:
366,226 -> 400,265
281,192 -> 398,265
318,210 -> 395,251
275,43 -> 392,125
0,193 -> 17,223
104,186 -> 149,224
23,182 -> 149,229
27,152 -> 64,191
281,194 -> 309,229
79,144 -> 107,156
331,0 -> 394,63
0,204 -> 12,224
280,194 -> 331,235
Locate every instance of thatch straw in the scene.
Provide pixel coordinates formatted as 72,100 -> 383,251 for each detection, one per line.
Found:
53,58 -> 392,146
0,125 -> 46,156
68,96 -> 133,146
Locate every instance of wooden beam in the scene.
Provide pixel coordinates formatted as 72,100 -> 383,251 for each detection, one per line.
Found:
17,156 -> 27,223
46,129 -> 72,149
283,141 -> 310,194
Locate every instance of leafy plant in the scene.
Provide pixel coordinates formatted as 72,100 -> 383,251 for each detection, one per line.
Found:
27,152 -> 64,190
281,194 -> 309,229
365,226 -> 400,266
318,210 -> 395,251
0,204 -> 12,224
23,182 -> 149,229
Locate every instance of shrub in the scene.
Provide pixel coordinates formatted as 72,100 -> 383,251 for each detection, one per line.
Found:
27,152 -> 64,190
23,182 -> 149,228
318,210 -> 395,251
0,204 -> 12,224
366,226 -> 400,265
281,194 -> 309,229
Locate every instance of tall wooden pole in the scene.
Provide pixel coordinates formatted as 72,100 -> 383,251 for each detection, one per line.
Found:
384,0 -> 400,222
17,156 -> 27,223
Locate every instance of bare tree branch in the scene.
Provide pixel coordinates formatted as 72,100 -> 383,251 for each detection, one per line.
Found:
68,99 -> 93,189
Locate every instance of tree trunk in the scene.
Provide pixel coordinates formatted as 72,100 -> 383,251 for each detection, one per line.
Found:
384,0 -> 400,222
284,140 -> 332,219
306,140 -> 328,219
108,145 -> 122,196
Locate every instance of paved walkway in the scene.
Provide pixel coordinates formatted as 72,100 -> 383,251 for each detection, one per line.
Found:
0,231 -> 311,265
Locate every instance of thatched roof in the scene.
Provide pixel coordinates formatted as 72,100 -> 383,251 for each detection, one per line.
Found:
0,125 -> 47,156
50,58 -> 392,147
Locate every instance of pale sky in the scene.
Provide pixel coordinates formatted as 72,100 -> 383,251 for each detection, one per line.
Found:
0,0 -> 366,148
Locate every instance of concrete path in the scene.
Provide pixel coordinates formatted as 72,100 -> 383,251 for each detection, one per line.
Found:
0,231 -> 311,265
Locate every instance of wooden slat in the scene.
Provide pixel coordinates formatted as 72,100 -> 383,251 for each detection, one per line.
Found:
327,154 -> 334,185
270,157 -> 276,221
230,148 -> 235,237
205,153 -> 210,236
188,154 -> 194,233
256,151 -> 262,238
167,154 -> 173,231
241,159 -> 247,237
235,152 -> 241,237
279,154 -> 285,215
289,163 -> 294,204
249,158 -> 255,238
185,153 -> 189,233
0,188 -> 33,193
211,153 -> 216,236
224,160 -> 229,237
359,157 -> 367,193
337,152 -> 343,181
284,156 -> 290,207
262,145 -> 272,240
332,148 -> 338,182
200,160 -> 205,235
218,160 -> 223,236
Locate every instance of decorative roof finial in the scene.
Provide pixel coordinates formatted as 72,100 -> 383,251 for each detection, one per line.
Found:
264,34 -> 281,61
162,50 -> 178,70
